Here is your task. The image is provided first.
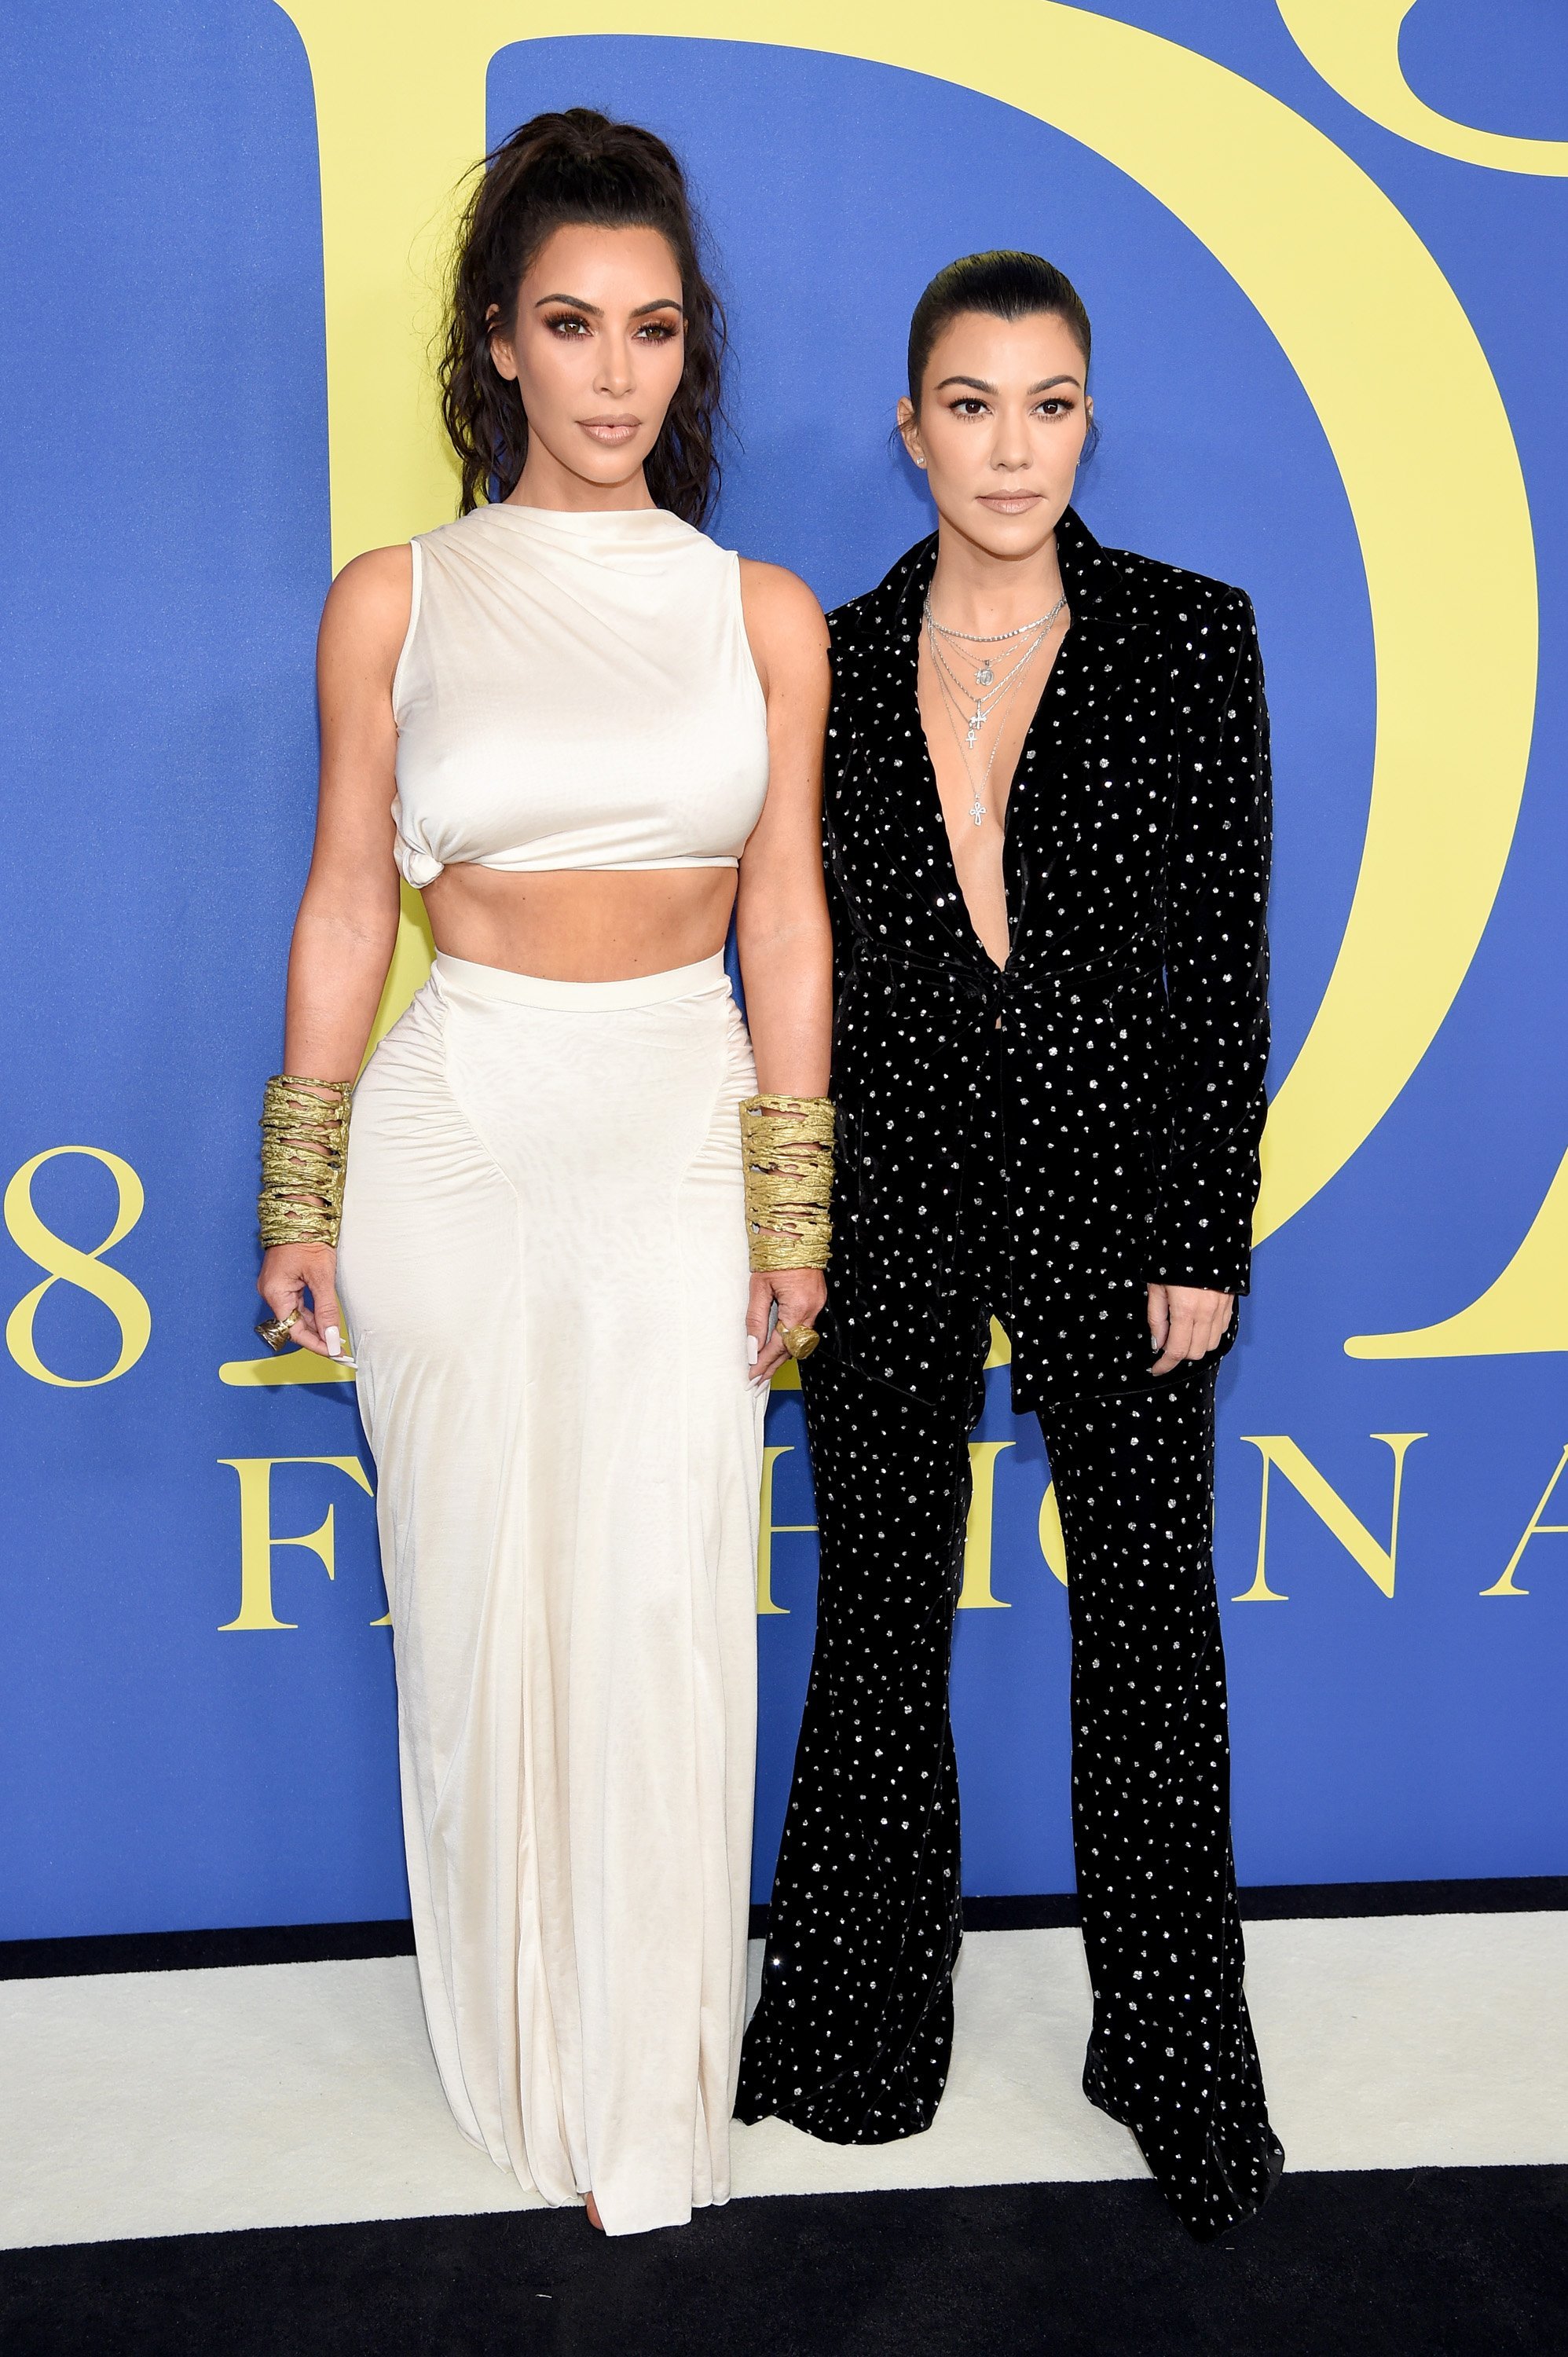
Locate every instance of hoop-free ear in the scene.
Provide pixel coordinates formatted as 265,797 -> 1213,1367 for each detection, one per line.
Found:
485,299 -> 520,383
896,392 -> 925,470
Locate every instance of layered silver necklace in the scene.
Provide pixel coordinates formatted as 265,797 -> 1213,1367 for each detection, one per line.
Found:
922,593 -> 1068,825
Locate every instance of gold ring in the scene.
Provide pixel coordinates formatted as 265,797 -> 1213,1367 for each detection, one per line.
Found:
255,1308 -> 300,1353
777,1323 -> 820,1362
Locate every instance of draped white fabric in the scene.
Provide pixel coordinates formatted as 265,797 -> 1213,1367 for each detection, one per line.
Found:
337,951 -> 764,2234
390,504 -> 769,885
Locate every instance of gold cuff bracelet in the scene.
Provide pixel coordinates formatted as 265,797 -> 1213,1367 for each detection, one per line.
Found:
740,1094 -> 834,1273
258,1074 -> 353,1249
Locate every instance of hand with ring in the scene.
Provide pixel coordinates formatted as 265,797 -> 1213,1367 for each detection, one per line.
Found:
256,1241 -> 352,1364
746,1264 -> 826,1387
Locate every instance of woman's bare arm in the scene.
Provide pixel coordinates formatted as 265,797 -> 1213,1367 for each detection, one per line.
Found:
284,547 -> 410,1076
258,544 -> 409,1354
736,558 -> 833,1382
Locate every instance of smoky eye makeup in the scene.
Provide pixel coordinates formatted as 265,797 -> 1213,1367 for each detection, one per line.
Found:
538,306 -> 681,339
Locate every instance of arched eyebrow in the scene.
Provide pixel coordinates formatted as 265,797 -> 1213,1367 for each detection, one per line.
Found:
932,372 -> 1083,394
533,292 -> 683,316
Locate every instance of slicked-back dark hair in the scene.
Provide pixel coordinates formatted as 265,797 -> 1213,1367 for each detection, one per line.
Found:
907,251 -> 1092,410
438,108 -> 727,522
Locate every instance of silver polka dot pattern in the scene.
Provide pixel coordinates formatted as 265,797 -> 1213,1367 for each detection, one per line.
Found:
738,1357 -> 1283,2240
737,508 -> 1282,2240
812,505 -> 1273,1425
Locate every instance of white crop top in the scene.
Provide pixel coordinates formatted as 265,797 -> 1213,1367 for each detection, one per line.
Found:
390,502 -> 771,886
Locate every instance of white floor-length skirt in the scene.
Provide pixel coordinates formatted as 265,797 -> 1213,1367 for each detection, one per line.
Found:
335,949 -> 765,2236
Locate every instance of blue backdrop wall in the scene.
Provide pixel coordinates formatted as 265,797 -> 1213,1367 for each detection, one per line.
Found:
2,0 -> 1565,1938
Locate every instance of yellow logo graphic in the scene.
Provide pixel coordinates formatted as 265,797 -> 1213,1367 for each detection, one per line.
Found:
1233,1431 -> 1427,1603
275,0 -> 1538,1252
756,1443 -> 815,1615
200,5 -> 1562,1403
218,1454 -> 383,1629
250,0 -> 1558,1383
5,1147 -> 151,1387
1482,1446 -> 1568,1599
1279,1 -> 1568,176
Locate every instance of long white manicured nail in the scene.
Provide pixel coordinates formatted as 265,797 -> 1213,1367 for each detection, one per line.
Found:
746,1336 -> 759,1366
325,1325 -> 343,1359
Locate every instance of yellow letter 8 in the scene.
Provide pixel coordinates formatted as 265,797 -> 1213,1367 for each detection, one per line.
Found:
5,1147 -> 152,1387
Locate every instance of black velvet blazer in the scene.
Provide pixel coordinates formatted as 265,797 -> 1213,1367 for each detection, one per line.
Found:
816,507 -> 1272,1421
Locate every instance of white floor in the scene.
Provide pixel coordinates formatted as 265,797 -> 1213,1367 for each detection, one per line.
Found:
2,1915 -> 1564,2249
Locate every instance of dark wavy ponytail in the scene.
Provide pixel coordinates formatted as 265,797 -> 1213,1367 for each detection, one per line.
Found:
438,108 -> 727,523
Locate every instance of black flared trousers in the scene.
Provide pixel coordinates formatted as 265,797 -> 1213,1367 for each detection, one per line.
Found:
735,1354 -> 1282,2239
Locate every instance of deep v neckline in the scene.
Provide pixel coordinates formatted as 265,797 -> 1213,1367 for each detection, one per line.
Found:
909,603 -> 1075,972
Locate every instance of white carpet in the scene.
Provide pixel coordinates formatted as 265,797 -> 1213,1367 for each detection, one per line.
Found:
2,1914 -> 1563,2249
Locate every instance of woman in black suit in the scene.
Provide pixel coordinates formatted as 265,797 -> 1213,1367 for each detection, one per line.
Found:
737,252 -> 1281,2238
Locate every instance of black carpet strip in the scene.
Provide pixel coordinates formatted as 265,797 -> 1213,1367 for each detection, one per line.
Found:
3,2168 -> 1565,2357
4,1875 -> 1565,1980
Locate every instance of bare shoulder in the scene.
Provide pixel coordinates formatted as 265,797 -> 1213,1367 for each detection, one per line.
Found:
738,556 -> 828,641
319,543 -> 414,677
738,559 -> 829,697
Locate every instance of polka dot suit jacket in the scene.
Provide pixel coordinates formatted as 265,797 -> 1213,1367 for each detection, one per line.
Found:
817,507 -> 1273,1423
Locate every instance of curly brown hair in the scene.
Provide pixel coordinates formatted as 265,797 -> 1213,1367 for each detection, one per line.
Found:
438,108 -> 728,524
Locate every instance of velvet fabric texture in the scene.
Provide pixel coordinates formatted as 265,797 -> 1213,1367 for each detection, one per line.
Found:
739,513 -> 1280,2238
736,1354 -> 1283,2239
813,508 -> 1273,1424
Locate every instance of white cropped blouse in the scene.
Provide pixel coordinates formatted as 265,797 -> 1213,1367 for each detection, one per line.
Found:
390,501 -> 771,887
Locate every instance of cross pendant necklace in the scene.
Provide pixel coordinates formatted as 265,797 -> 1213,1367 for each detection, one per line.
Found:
928,615 -> 1045,827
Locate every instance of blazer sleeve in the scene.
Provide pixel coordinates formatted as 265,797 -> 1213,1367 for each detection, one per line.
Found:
1150,589 -> 1273,1294
819,614 -> 859,1032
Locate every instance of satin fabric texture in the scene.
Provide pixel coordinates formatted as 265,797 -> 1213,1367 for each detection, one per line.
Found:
336,951 -> 765,2235
390,502 -> 768,886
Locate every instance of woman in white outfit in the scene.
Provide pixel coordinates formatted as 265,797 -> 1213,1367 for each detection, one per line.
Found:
253,109 -> 833,2237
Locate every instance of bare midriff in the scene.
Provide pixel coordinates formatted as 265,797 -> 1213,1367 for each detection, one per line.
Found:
422,864 -> 738,983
